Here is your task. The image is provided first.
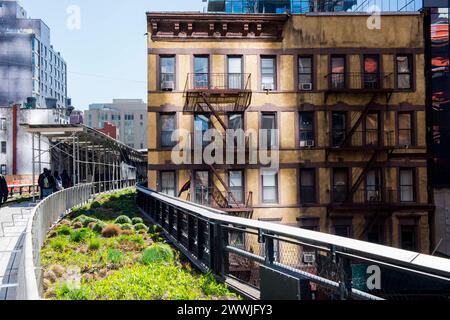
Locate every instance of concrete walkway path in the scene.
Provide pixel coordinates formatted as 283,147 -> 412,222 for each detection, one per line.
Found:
0,201 -> 35,300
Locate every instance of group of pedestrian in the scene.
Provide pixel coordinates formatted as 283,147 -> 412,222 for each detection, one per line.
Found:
38,169 -> 72,199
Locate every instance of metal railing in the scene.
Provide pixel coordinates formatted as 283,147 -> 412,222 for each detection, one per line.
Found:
7,184 -> 39,198
137,185 -> 450,300
185,73 -> 252,91
16,178 -> 137,300
326,72 -> 394,91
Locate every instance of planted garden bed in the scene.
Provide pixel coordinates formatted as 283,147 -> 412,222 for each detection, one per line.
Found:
41,189 -> 238,300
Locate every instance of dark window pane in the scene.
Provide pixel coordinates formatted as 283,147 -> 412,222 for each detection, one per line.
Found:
332,112 -> 346,146
401,225 -> 417,251
161,171 -> 175,197
400,169 -> 415,202
160,114 -> 176,147
300,169 -> 316,203
300,112 -> 314,146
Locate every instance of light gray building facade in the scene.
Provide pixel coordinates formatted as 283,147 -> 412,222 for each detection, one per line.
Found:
0,0 -> 68,112
85,99 -> 148,150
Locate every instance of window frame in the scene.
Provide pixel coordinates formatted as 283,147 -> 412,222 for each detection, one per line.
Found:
395,54 -> 414,91
159,171 -> 176,197
298,55 -> 313,91
159,55 -> 176,91
299,168 -> 317,204
1,141 -> 6,154
159,113 -> 177,149
299,111 -> 315,148
399,168 -> 416,203
329,54 -> 347,89
397,112 -> 415,147
261,169 -> 279,204
261,112 -> 278,149
228,170 -> 245,205
260,55 -> 277,91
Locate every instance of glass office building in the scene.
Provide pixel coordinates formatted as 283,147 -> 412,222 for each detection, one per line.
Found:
207,0 -> 358,13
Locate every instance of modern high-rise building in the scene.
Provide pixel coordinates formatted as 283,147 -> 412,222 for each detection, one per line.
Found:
147,10 -> 433,253
206,0 -> 357,13
84,99 -> 148,150
0,0 -> 69,110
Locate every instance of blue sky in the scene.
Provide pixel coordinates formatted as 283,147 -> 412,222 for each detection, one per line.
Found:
20,0 -> 204,109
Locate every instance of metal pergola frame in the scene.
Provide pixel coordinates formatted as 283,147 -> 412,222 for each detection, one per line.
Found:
21,124 -> 147,202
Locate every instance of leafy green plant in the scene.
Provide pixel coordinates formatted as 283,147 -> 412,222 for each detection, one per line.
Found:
199,272 -> 231,297
88,238 -> 101,251
70,228 -> 93,243
115,215 -> 132,225
134,223 -> 148,232
120,223 -> 133,230
141,243 -> 174,265
57,225 -> 72,236
49,237 -> 68,252
107,249 -> 124,266
90,201 -> 101,209
56,282 -> 89,300
92,221 -> 107,234
131,217 -> 143,225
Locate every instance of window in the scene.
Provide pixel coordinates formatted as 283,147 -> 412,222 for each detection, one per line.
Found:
194,114 -> 210,148
261,113 -> 277,148
160,56 -> 175,90
299,218 -> 320,231
365,113 -> 379,146
229,170 -> 244,204
298,56 -> 313,90
400,220 -> 418,251
299,112 -> 314,147
333,219 -> 352,238
261,56 -> 276,90
400,168 -> 415,202
363,55 -> 380,89
160,171 -> 176,197
227,56 -> 243,89
194,171 -> 210,205
0,165 -> 6,175
0,118 -> 6,130
367,224 -> 384,245
330,55 -> 345,89
262,170 -> 278,204
160,114 -> 176,148
397,55 -> 412,89
366,168 -> 382,202
193,56 -> 209,89
300,169 -> 316,204
1,141 -> 6,153
398,112 -> 414,146
228,113 -> 244,149
332,112 -> 346,147
333,168 -> 348,203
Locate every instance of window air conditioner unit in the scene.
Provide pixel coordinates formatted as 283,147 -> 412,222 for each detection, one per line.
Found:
300,140 -> 315,148
303,252 -> 316,264
300,83 -> 313,91
262,83 -> 275,91
161,81 -> 175,91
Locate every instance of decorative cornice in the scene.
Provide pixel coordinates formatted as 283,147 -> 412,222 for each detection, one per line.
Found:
147,12 -> 288,41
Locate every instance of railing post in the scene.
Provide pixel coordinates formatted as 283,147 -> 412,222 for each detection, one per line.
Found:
168,206 -> 174,234
176,210 -> 183,242
218,224 -> 229,275
340,256 -> 353,300
264,232 -> 275,264
187,214 -> 195,253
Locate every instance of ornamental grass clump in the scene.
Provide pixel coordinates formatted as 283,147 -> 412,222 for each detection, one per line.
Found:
131,217 -> 143,225
133,223 -> 148,232
101,224 -> 122,238
141,243 -> 174,265
69,228 -> 93,243
115,215 -> 132,225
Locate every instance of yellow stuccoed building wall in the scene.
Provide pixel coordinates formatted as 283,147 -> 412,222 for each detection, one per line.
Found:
147,12 -> 432,253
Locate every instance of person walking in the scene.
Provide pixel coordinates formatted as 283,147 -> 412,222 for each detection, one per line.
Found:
61,170 -> 72,189
0,174 -> 8,206
38,169 -> 55,199
53,171 -> 63,192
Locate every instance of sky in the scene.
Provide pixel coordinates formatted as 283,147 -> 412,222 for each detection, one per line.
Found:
19,0 -> 204,110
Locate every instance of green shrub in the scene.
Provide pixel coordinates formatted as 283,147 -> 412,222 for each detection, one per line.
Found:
90,201 -> 101,209
57,225 -> 72,236
49,238 -> 68,252
134,223 -> 148,232
115,215 -> 132,225
120,223 -> 133,230
72,215 -> 97,227
56,282 -> 89,300
199,273 -> 231,297
107,249 -> 124,266
70,228 -> 93,243
131,217 -> 143,225
117,234 -> 145,245
88,238 -> 101,251
92,221 -> 107,234
141,243 -> 174,265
